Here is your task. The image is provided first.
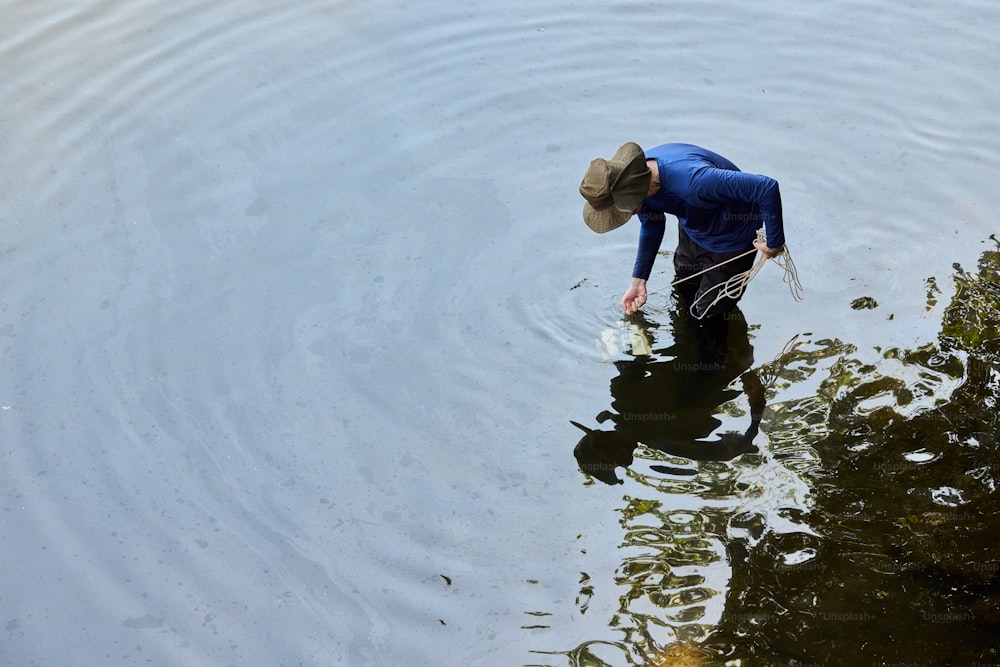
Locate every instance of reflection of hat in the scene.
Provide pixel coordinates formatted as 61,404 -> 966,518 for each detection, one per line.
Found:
570,421 -> 633,485
579,142 -> 650,233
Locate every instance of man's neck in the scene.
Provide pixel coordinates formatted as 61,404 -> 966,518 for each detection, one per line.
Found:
646,159 -> 660,196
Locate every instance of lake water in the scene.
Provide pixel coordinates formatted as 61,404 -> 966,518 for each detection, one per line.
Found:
2,0 -> 1000,665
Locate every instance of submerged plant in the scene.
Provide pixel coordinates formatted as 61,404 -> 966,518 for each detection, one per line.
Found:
558,236 -> 1000,666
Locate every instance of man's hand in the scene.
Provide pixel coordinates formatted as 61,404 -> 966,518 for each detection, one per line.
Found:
621,278 -> 648,314
753,239 -> 784,259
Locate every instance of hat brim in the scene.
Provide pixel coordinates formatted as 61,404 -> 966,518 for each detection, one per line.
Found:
610,151 -> 651,214
583,201 -> 632,234
580,141 -> 648,234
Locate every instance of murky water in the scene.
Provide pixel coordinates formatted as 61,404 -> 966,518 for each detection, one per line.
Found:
2,0 -> 1000,665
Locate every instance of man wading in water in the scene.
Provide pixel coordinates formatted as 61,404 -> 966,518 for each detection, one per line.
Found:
579,142 -> 786,322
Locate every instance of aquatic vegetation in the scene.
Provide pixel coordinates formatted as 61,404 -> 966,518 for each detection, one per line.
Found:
645,642 -> 707,666
925,275 -> 941,310
941,234 -> 1000,356
709,236 -> 1000,664
559,237 -> 1000,665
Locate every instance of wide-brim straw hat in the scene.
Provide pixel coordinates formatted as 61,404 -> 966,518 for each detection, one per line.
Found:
579,142 -> 650,233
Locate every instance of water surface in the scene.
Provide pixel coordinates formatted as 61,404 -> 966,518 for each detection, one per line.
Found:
2,0 -> 999,664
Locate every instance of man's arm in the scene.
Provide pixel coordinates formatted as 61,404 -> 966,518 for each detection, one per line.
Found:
622,210 -> 666,313
688,167 -> 785,250
631,209 -> 665,280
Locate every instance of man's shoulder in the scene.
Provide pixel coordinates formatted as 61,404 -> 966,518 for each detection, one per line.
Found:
646,142 -> 705,158
646,143 -> 738,171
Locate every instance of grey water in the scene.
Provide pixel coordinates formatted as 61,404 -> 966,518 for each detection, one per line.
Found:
2,0 -> 1000,665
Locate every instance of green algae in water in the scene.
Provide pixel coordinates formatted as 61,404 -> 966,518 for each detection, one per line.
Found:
925,275 -> 941,310
941,239 -> 1000,355
564,236 -> 1000,666
850,295 -> 878,310
710,235 -> 1000,664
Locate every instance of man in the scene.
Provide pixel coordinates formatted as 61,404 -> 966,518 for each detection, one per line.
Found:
580,141 -> 785,318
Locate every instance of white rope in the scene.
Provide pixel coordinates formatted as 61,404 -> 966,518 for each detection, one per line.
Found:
646,247 -> 759,295
645,228 -> 804,319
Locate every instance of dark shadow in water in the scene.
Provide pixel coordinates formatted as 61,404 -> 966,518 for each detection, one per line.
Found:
572,306 -> 765,485
704,235 -> 1000,665
559,240 -> 1000,665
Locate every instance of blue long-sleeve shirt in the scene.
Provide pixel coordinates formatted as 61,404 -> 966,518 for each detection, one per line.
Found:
632,143 -> 785,280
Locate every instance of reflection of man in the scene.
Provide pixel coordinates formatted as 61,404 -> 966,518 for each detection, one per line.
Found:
572,309 -> 764,485
579,142 -> 786,318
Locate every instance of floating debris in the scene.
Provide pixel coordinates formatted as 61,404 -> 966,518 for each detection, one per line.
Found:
925,276 -> 941,310
851,296 -> 878,310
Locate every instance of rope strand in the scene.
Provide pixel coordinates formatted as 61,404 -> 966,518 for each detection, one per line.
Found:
644,228 -> 804,319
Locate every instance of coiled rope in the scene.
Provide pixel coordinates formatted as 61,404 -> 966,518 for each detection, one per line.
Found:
647,228 -> 804,319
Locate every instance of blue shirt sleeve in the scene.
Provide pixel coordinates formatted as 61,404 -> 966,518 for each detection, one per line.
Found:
687,167 -> 785,248
632,208 -> 666,280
